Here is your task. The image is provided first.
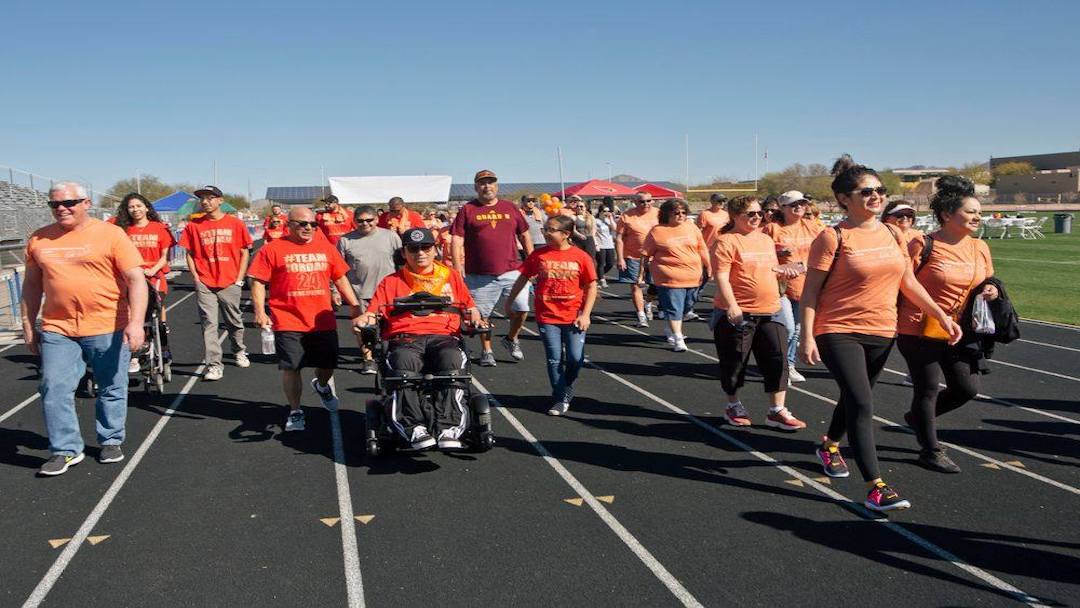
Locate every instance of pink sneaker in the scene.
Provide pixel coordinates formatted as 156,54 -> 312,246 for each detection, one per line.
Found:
724,402 -> 752,426
766,407 -> 807,431
816,443 -> 850,478
866,482 -> 911,512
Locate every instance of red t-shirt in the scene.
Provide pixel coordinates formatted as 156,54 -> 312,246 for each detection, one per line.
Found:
246,236 -> 349,332
179,214 -> 254,288
125,221 -> 175,275
450,199 -> 528,276
518,246 -> 598,324
377,209 -> 425,233
263,213 -> 287,242
365,263 -> 476,338
317,209 -> 356,245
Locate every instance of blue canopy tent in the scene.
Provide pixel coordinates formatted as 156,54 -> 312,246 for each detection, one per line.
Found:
152,191 -> 195,212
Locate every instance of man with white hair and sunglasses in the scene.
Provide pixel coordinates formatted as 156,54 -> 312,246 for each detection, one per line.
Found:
22,182 -> 148,476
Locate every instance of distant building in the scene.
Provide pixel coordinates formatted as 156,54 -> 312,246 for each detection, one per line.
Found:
892,167 -> 952,183
991,151 -> 1080,197
266,180 -> 683,205
990,151 -> 1080,172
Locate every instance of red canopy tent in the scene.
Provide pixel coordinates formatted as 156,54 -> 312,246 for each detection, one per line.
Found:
633,183 -> 684,199
553,179 -> 637,199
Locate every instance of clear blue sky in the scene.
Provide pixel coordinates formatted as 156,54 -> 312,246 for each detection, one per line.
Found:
3,0 -> 1079,200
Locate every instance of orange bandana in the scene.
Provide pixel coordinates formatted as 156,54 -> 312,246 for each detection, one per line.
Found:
402,262 -> 452,297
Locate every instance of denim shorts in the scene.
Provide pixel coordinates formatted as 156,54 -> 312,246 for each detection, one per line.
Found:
656,286 -> 699,320
465,270 -> 530,318
618,257 -> 652,284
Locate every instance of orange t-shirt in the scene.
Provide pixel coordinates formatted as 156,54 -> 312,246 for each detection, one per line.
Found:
366,263 -> 476,338
518,245 -> 598,324
179,214 -> 254,288
697,208 -> 730,246
764,218 -> 824,301
642,222 -> 709,288
807,223 -> 909,338
246,236 -> 349,332
317,209 -> 356,245
897,234 -> 994,336
26,219 -> 144,337
377,209 -> 425,234
711,230 -> 781,314
616,206 -> 659,259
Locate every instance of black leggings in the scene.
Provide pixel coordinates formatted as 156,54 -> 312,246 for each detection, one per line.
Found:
712,313 -> 789,394
896,334 -> 981,451
595,248 -> 616,278
817,333 -> 894,482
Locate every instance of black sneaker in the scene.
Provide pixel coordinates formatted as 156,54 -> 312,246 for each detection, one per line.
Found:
98,445 -> 124,464
918,449 -> 961,474
359,359 -> 378,375
866,482 -> 911,512
39,453 -> 85,476
409,426 -> 436,450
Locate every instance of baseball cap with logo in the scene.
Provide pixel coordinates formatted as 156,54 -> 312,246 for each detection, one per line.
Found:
194,185 -> 224,198
474,169 -> 497,183
402,227 -> 436,247
778,190 -> 809,207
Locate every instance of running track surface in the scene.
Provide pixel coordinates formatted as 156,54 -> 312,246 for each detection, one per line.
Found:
2,271 -> 1078,608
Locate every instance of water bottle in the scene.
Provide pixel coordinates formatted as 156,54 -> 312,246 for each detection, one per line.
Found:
261,327 -> 275,355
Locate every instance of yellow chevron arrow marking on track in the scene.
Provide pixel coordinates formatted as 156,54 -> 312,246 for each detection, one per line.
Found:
784,479 -> 804,487
1004,460 -> 1025,468
87,535 -> 110,545
355,515 -> 375,524
48,538 -> 71,549
563,497 -> 584,506
813,477 -> 831,485
320,517 -> 340,527
981,463 -> 1001,470
595,495 -> 615,504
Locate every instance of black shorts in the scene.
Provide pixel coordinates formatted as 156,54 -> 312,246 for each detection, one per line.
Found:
275,330 -> 339,371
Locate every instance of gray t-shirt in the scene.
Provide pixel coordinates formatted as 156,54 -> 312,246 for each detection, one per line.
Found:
523,210 -> 547,246
336,227 -> 401,299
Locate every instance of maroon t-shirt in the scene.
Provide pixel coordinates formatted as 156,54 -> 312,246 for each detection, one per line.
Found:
450,199 -> 529,276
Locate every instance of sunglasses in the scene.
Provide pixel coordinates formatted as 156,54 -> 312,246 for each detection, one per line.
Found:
891,213 -> 915,220
784,201 -> 807,208
356,218 -> 376,224
48,199 -> 85,209
673,210 -> 688,216
853,186 -> 889,197
404,244 -> 434,252
289,220 -> 318,228
744,211 -> 765,218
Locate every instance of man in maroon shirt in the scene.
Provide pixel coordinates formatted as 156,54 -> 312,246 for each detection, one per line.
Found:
450,170 -> 533,367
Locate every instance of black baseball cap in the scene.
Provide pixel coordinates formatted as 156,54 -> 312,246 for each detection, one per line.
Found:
709,193 -> 728,203
321,194 -> 340,205
402,228 -> 436,247
194,185 -> 223,198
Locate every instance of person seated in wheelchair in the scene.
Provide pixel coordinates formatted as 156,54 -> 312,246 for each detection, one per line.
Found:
360,227 -> 486,450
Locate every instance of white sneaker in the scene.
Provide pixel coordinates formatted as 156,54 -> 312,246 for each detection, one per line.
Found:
203,365 -> 223,381
310,378 -> 339,411
235,351 -> 250,368
664,328 -> 675,345
683,311 -> 701,322
636,312 -> 649,328
788,368 -> 806,383
409,426 -> 436,450
548,400 -> 570,416
285,410 -> 305,432
673,335 -> 687,352
645,302 -> 655,320
599,278 -> 608,288
437,429 -> 463,450
128,358 -> 141,374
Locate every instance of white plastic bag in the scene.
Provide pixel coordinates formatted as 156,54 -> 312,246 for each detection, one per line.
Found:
972,295 -> 996,335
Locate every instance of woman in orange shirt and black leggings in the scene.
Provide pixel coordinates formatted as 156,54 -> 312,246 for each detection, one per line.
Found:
799,156 -> 961,512
896,176 -> 997,474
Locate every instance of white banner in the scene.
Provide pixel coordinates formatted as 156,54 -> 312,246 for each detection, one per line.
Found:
328,175 -> 452,205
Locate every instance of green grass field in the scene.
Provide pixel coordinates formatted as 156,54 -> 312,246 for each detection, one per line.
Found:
982,213 -> 1079,325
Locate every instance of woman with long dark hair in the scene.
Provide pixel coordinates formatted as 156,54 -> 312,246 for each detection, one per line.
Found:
799,155 -> 961,512
641,199 -> 709,351
896,176 -> 997,473
116,192 -> 175,370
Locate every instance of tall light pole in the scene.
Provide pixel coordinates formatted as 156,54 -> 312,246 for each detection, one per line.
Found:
754,134 -> 759,191
557,146 -> 566,199
606,161 -> 612,182
684,133 -> 690,194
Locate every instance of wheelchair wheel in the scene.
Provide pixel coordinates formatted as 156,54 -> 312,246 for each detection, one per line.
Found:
364,399 -> 383,457
469,394 -> 495,452
163,362 -> 172,383
154,372 -> 165,394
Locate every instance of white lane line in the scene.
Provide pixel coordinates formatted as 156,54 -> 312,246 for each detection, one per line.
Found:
0,393 -> 39,424
581,359 -> 1047,607
0,291 -> 197,425
0,343 -> 19,352
22,332 -> 225,608
1021,318 -> 1080,331
164,290 -> 194,313
879,368 -> 1080,425
987,359 -> 1080,383
1017,338 -> 1080,353
473,378 -> 704,608
594,315 -> 1080,496
329,409 -> 366,608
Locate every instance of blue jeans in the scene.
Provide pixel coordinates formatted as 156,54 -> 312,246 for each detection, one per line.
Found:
537,323 -> 587,403
39,331 -> 130,456
771,297 -> 801,365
